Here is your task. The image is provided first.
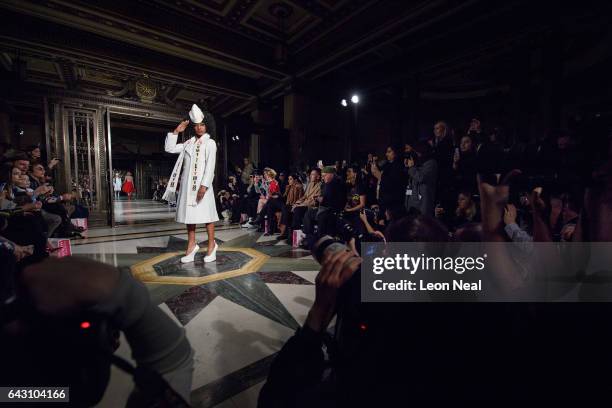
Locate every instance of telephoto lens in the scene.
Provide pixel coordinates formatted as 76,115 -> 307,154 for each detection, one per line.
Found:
312,235 -> 350,264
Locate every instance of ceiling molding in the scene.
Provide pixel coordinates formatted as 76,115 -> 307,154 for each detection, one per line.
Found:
0,0 -> 288,80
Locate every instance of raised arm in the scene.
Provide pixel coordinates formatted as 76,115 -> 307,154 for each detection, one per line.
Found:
165,120 -> 189,154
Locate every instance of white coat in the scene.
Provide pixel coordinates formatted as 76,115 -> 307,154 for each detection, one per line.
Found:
165,132 -> 219,224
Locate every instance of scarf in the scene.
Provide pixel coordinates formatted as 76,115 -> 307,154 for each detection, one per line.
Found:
162,134 -> 208,206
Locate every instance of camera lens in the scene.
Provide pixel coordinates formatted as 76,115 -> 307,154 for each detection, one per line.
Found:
312,235 -> 348,264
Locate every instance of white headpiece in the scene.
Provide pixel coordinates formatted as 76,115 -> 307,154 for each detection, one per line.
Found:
189,104 -> 204,124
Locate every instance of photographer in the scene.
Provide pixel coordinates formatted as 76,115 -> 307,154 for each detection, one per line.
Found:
259,247 -> 362,408
405,141 -> 438,217
435,190 -> 480,232
1,257 -> 194,407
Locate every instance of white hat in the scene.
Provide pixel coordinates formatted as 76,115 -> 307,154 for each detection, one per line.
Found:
189,104 -> 204,124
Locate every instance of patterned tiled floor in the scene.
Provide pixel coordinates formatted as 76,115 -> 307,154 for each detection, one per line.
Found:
75,225 -> 319,408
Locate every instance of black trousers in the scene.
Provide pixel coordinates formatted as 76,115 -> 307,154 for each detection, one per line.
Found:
3,213 -> 48,264
280,205 -> 291,228
266,198 -> 285,233
243,197 -> 258,219
291,206 -> 308,230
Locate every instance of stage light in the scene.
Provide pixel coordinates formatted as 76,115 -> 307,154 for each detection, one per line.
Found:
351,95 -> 359,104
235,135 -> 240,140
341,99 -> 347,107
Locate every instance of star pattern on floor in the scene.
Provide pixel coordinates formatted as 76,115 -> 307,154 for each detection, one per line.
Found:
134,233 -> 316,329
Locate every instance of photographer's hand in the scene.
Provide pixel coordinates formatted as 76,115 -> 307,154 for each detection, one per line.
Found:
305,250 -> 361,333
503,204 -> 517,225
48,158 -> 60,169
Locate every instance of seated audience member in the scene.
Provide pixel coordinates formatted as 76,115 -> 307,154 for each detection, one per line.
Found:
218,190 -> 232,222
252,169 -> 280,232
277,173 -> 304,240
26,145 -> 43,166
308,166 -> 346,238
227,175 -> 242,196
241,157 -> 254,185
0,164 -> 47,264
435,190 -> 480,232
240,172 -> 262,227
342,165 -> 367,234
28,162 -> 75,236
405,141 -> 438,217
290,168 -> 322,233
25,145 -> 60,178
549,191 -> 580,242
278,172 -> 288,196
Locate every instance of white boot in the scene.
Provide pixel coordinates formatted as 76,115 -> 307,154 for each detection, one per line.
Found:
204,242 -> 219,263
180,245 -> 200,263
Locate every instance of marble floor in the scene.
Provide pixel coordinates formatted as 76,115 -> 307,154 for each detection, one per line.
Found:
113,199 -> 177,225
73,223 -> 319,408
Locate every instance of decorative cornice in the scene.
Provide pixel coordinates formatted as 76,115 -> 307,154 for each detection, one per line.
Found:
0,37 -> 253,100
0,0 -> 288,80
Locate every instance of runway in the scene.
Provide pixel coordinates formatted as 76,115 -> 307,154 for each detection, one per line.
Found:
73,224 -> 319,408
113,199 -> 177,225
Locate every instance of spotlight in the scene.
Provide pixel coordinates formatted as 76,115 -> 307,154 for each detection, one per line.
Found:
341,99 -> 347,107
351,95 -> 359,104
235,135 -> 240,140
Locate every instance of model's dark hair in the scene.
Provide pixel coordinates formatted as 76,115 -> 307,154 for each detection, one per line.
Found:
203,111 -> 216,139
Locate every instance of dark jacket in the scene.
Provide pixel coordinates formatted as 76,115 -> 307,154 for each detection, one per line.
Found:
379,160 -> 407,208
320,176 -> 347,211
406,159 -> 438,216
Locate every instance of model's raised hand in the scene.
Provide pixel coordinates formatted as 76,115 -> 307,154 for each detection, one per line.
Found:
173,120 -> 189,134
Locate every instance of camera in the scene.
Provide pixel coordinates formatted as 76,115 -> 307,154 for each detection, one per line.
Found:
311,235 -> 350,264
335,212 -> 363,243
